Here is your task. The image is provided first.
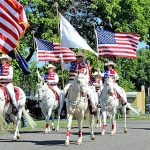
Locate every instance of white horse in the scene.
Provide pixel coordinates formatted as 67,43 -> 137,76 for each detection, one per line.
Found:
65,73 -> 95,145
36,81 -> 62,133
100,77 -> 128,135
0,86 -> 36,140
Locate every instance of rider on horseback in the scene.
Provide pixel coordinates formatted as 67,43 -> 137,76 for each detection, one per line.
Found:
91,71 -> 103,93
0,54 -> 18,114
99,60 -> 127,106
37,64 -> 64,113
63,52 -> 97,114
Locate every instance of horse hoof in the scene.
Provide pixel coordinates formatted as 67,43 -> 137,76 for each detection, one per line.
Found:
17,134 -> 21,139
45,131 -> 48,134
12,137 -> 17,141
124,129 -> 128,133
111,130 -> 116,135
91,136 -> 95,140
111,132 -> 114,136
52,128 -> 55,131
76,140 -> 82,145
65,140 -> 70,146
101,131 -> 105,135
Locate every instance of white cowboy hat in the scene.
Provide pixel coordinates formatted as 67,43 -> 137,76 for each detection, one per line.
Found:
46,64 -> 56,69
92,71 -> 102,77
105,61 -> 116,66
76,52 -> 85,58
0,54 -> 12,61
92,71 -> 99,76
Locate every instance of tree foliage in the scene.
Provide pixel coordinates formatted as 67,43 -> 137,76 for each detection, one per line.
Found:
9,0 -> 150,94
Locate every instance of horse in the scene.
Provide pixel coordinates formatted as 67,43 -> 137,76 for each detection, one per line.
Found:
100,76 -> 140,135
0,86 -> 36,140
36,81 -> 62,133
99,76 -> 128,135
65,73 -> 95,145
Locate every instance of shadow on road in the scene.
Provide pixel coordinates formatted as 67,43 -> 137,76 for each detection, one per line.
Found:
131,127 -> 150,130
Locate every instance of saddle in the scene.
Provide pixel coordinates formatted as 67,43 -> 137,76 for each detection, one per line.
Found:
47,85 -> 60,101
0,85 -> 20,104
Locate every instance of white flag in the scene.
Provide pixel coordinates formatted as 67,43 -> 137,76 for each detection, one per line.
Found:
60,13 -> 97,56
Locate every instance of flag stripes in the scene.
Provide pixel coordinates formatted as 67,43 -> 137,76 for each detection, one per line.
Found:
96,30 -> 140,58
36,39 -> 76,62
0,0 -> 29,54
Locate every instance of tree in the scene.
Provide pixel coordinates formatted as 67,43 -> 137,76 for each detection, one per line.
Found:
14,0 -> 150,93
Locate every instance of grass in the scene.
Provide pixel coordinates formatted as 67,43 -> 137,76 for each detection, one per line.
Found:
0,114 -> 150,134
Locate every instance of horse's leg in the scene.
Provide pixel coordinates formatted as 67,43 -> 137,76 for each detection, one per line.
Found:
121,106 -> 127,133
13,107 -> 22,140
101,111 -> 107,135
111,108 -> 117,135
45,108 -> 52,134
65,114 -> 73,145
76,111 -> 84,145
51,111 -> 55,131
56,106 -> 61,132
89,113 -> 95,140
96,108 -> 102,128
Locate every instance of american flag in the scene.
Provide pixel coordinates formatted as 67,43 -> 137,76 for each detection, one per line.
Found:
35,38 -> 76,62
0,0 -> 29,54
96,29 -> 140,58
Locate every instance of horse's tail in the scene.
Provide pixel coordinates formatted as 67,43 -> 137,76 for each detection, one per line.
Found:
22,107 -> 36,129
126,102 -> 140,115
0,109 -> 8,131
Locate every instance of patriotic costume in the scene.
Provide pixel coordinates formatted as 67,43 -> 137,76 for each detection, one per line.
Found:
92,71 -> 103,93
0,54 -> 18,111
39,64 -> 64,112
103,61 -> 127,104
63,52 -> 97,114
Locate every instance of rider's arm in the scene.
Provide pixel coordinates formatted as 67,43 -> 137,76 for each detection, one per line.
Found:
97,68 -> 104,77
0,66 -> 13,79
47,74 -> 59,84
114,72 -> 119,80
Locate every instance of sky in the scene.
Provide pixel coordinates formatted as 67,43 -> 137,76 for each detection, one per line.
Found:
138,41 -> 147,49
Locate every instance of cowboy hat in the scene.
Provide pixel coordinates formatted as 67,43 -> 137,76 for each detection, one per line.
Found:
46,64 -> 56,69
92,71 -> 102,77
76,52 -> 85,58
0,54 -> 12,61
105,61 -> 116,66
92,71 -> 99,76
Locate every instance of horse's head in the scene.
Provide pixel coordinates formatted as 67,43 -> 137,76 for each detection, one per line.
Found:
36,81 -> 48,101
75,72 -> 88,97
105,76 -> 115,95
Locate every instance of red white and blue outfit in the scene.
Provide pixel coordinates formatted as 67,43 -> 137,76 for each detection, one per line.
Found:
43,71 -> 64,111
100,68 -> 127,104
0,63 -> 18,108
63,61 -> 97,109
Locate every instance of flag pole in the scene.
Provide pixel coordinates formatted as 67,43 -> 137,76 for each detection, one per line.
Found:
31,30 -> 39,82
55,2 -> 65,89
93,24 -> 101,73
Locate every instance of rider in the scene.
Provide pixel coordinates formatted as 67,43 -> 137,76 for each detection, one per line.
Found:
63,52 -> 97,114
101,60 -> 127,105
37,64 -> 64,113
0,54 -> 18,113
91,71 -> 103,94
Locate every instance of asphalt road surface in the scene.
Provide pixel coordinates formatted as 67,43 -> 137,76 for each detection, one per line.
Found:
0,119 -> 150,150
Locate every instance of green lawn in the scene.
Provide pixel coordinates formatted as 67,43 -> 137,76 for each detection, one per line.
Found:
1,114 -> 150,134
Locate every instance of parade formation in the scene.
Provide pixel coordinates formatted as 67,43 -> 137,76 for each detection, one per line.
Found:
0,0 -> 150,148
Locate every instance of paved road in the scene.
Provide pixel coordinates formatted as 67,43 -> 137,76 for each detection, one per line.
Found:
0,119 -> 150,150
